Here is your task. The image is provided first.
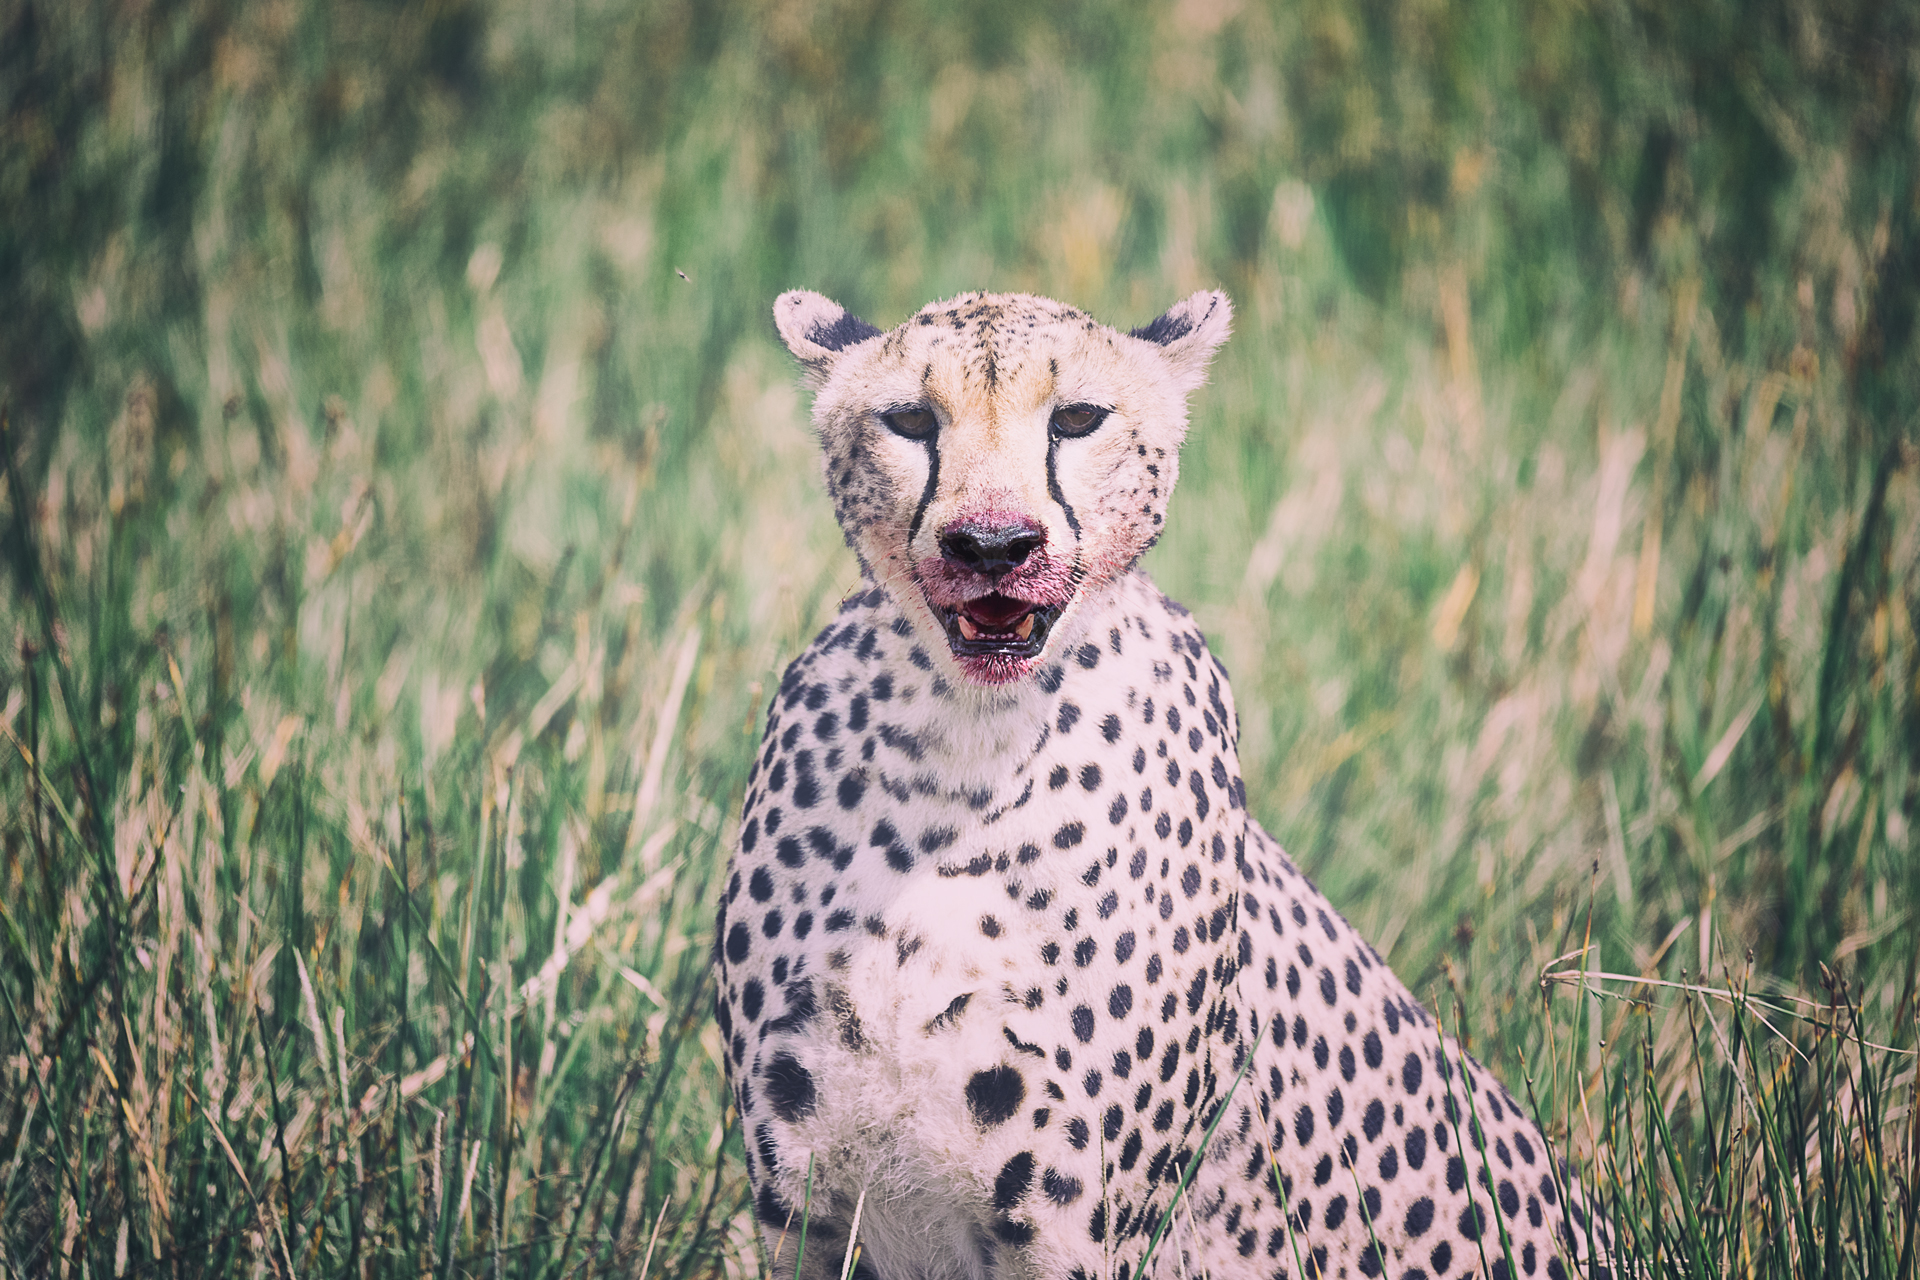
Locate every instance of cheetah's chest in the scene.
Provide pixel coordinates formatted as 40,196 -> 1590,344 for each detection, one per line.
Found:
718,578 -> 1250,1222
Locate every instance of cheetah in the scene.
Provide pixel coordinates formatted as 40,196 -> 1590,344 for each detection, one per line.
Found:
715,289 -> 1612,1279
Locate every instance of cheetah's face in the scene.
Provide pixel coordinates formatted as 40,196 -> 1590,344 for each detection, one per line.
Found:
775,289 -> 1231,686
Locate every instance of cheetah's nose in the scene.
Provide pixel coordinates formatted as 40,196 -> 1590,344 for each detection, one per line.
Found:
939,519 -> 1044,576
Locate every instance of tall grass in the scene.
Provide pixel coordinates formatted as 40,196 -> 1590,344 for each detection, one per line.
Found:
2,0 -> 1916,1275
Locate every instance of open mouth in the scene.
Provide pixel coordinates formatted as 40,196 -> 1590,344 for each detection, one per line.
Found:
935,593 -> 1062,658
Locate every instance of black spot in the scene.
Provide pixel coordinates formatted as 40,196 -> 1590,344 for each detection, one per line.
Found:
765,978 -> 818,1035
1345,958 -> 1362,994
1120,1129 -> 1143,1169
1049,765 -> 1070,790
1109,985 -> 1133,1018
993,1151 -> 1035,1211
1363,1098 -> 1385,1140
1101,714 -> 1122,743
1054,822 -> 1085,849
1404,1052 -> 1424,1094
741,979 -> 765,1021
1066,1117 -> 1090,1149
1294,1105 -> 1315,1145
1458,1202 -> 1485,1240
837,771 -> 866,808
754,1181 -> 793,1229
1379,1143 -> 1399,1181
1324,1195 -> 1347,1231
1057,702 -> 1081,733
1326,1088 -> 1344,1128
764,1052 -> 817,1121
1431,1241 -> 1453,1276
966,1066 -> 1025,1127
1071,1005 -> 1095,1042
1446,1156 -> 1466,1193
748,868 -> 774,902
1499,1179 -> 1520,1217
1043,1166 -> 1084,1206
725,922 -> 750,964
1339,1044 -> 1357,1081
1406,1125 -> 1428,1169
1319,968 -> 1337,1005
1074,937 -> 1097,967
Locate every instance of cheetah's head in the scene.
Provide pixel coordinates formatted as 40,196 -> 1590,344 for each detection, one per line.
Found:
775,291 -> 1228,690
775,288 -> 1231,687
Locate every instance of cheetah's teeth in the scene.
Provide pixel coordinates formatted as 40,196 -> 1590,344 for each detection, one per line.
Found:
955,611 -> 1037,643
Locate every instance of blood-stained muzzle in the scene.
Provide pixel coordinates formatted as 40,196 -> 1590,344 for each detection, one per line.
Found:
919,511 -> 1078,682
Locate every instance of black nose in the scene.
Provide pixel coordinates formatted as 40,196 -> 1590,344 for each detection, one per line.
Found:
939,521 -> 1044,576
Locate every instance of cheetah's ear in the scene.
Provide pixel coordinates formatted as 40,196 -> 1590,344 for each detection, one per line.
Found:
1130,290 -> 1233,393
775,291 -> 884,387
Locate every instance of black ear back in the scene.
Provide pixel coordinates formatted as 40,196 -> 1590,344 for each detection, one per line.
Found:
1129,311 -> 1196,345
808,312 -> 883,351
1126,290 -> 1233,390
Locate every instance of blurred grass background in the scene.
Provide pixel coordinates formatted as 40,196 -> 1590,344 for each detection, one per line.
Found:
1,0 -> 1917,1275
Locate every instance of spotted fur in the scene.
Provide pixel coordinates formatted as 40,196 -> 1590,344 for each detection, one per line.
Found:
716,290 -> 1611,1279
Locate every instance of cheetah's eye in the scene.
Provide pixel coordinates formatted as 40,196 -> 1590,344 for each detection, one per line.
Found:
1050,404 -> 1109,438
880,406 -> 938,440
